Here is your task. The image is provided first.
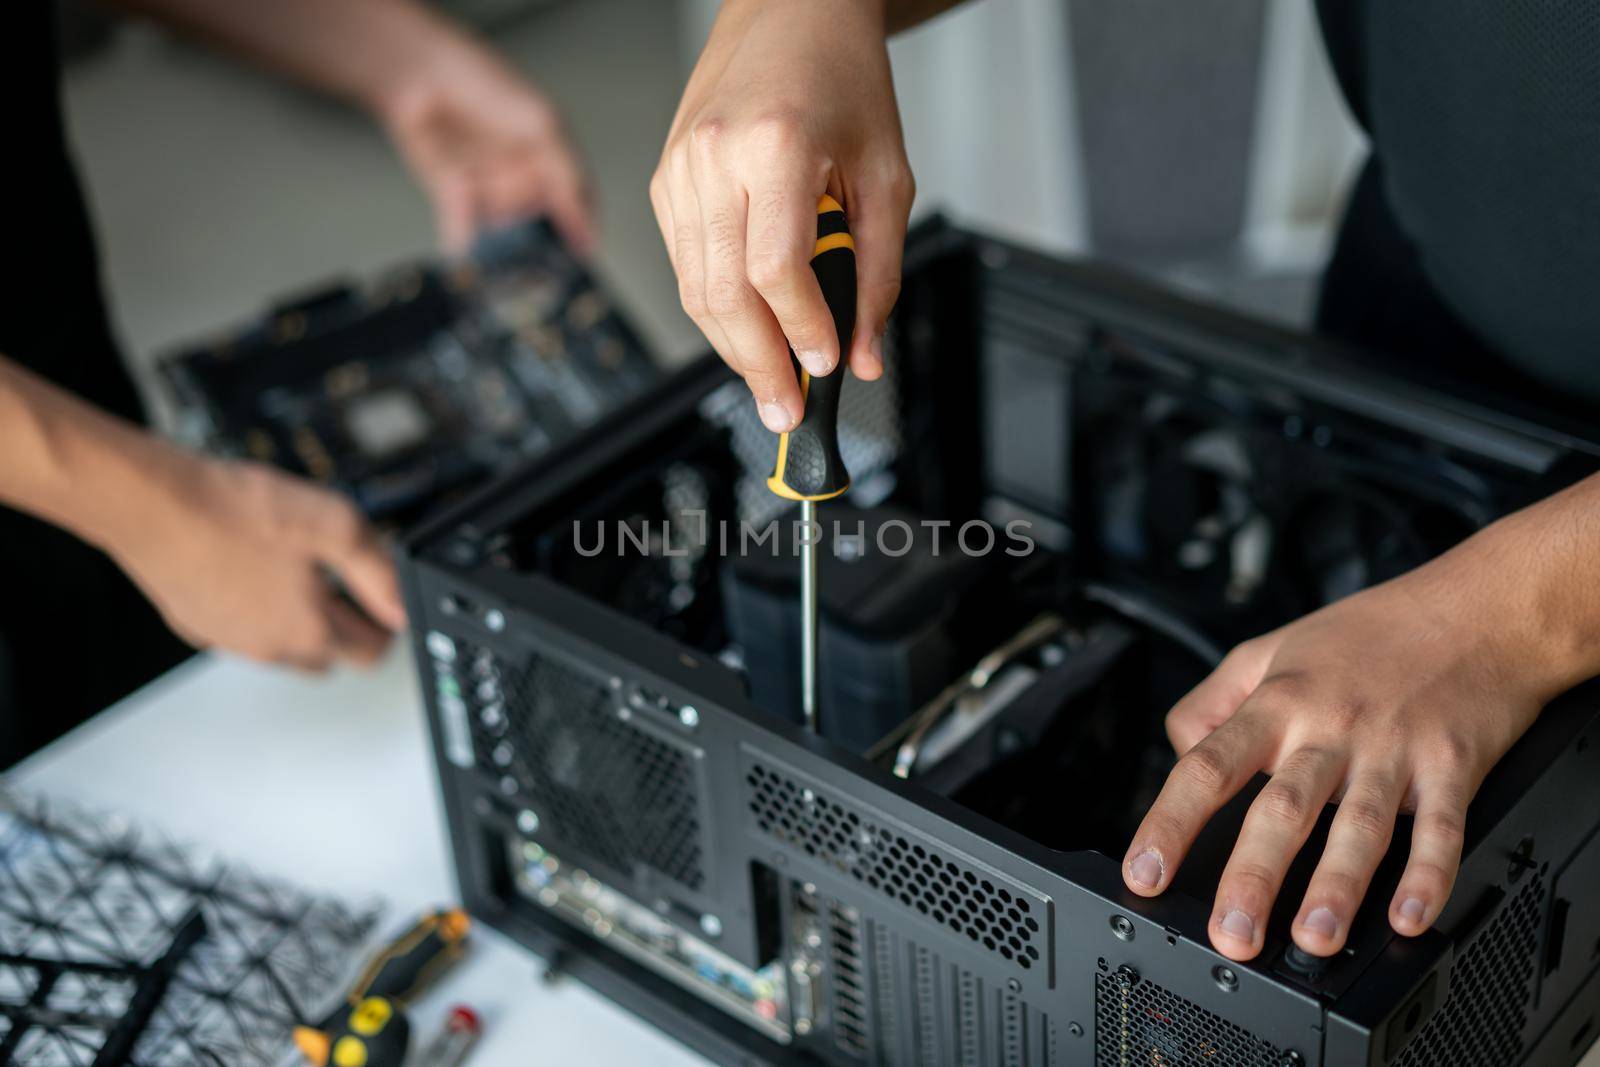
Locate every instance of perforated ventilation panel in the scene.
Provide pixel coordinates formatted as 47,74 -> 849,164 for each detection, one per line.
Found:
1093,962 -> 1286,1067
1392,872 -> 1546,1067
744,760 -> 1047,974
869,923 -> 1057,1067
472,645 -> 706,891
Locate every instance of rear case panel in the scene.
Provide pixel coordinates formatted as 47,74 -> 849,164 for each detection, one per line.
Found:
403,220 -> 1600,1066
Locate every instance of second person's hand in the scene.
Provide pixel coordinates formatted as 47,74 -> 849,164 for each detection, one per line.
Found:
109,449 -> 407,672
380,35 -> 595,258
652,0 -> 915,432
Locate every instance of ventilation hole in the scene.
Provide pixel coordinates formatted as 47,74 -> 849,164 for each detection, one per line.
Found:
469,645 -> 704,890
1391,872 -> 1546,1066
743,760 -> 1046,974
1095,968 -> 1286,1066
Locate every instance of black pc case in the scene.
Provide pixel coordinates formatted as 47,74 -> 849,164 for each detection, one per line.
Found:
400,219 -> 1600,1067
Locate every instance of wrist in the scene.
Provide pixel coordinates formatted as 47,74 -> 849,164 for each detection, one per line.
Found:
1419,504 -> 1600,704
69,426 -> 209,565
308,0 -> 472,126
364,14 -> 487,129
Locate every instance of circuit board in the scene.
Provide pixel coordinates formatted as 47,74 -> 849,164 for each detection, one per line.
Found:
161,221 -> 662,523
0,789 -> 382,1066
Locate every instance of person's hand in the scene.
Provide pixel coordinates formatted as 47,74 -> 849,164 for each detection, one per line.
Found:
651,0 -> 914,432
107,452 -> 406,671
380,39 -> 594,256
1120,532 -> 1577,961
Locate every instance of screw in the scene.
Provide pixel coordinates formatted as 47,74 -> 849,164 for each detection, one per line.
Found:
1213,965 -> 1239,992
517,809 -> 541,835
1110,915 -> 1135,942
1280,1053 -> 1305,1067
679,705 -> 701,728
484,608 -> 506,632
1006,978 -> 1022,994
1068,1022 -> 1084,1038
700,913 -> 723,938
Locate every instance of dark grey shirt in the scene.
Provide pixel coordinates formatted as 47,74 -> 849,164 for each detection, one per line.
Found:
1318,0 -> 1600,402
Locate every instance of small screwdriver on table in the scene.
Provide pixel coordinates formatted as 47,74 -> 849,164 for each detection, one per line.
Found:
293,907 -> 471,1067
766,194 -> 856,734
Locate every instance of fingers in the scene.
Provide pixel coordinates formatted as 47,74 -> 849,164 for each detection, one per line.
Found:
282,482 -> 406,633
1389,771 -> 1469,937
657,155 -> 742,380
326,594 -> 393,667
1292,764 -> 1404,954
484,144 -> 597,260
429,169 -> 481,257
842,163 -> 914,380
689,127 -> 802,432
326,533 -> 406,634
746,182 -> 839,380
1209,745 -> 1346,960
543,152 -> 597,259
1166,636 -> 1279,754
1123,712 -> 1277,897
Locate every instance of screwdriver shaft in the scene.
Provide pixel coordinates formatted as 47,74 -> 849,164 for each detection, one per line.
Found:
800,499 -> 818,733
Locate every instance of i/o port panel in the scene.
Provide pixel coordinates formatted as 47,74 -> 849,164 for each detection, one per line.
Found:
509,839 -> 792,1043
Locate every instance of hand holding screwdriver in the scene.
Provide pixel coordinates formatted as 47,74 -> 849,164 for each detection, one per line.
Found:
649,0 -> 913,429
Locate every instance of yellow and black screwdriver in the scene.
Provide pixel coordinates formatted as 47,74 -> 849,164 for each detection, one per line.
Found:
766,194 -> 855,734
293,907 -> 471,1067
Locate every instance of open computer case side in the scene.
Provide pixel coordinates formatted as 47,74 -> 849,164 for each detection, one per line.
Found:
401,218 -> 1600,1067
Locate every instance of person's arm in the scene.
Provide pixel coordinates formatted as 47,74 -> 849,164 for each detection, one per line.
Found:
1122,472 -> 1600,961
0,356 -> 404,670
653,0 -> 972,431
101,0 -> 593,253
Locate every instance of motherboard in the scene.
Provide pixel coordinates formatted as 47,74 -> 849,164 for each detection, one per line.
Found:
161,221 -> 661,524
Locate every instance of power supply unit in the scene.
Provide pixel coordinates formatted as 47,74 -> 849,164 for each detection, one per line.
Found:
400,218 -> 1600,1067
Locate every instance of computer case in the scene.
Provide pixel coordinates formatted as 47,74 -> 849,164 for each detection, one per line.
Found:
400,219 -> 1600,1066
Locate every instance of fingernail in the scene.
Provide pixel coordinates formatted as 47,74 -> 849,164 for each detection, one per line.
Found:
1219,909 -> 1255,943
795,347 -> 834,377
758,398 -> 796,433
1399,897 -> 1426,926
1128,849 -> 1164,890
1302,907 -> 1339,939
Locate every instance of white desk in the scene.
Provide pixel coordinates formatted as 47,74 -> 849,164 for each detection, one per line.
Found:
13,647 -> 707,1067
17,649 -> 1599,1067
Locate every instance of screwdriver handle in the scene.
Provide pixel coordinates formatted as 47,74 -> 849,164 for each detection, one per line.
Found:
767,195 -> 855,502
293,908 -> 471,1067
349,907 -> 471,1004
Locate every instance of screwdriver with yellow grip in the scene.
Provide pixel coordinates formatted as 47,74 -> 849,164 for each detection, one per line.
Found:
766,194 -> 855,734
293,907 -> 471,1067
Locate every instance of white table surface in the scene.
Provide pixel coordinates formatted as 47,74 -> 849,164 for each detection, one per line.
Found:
12,646 -> 707,1067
